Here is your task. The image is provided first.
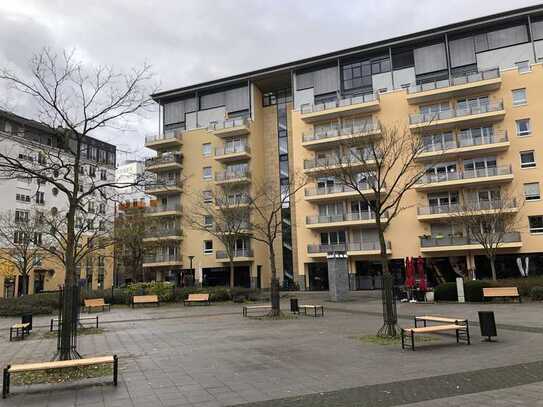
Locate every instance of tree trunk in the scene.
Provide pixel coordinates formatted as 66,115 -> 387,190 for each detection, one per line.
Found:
490,256 -> 497,281
375,218 -> 398,337
269,244 -> 280,316
229,259 -> 235,288
20,274 -> 28,296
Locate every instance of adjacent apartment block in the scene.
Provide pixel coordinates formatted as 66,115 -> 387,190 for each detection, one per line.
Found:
147,5 -> 543,290
0,109 -> 117,297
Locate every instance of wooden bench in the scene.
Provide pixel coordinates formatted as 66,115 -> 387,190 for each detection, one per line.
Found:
2,355 -> 118,398
300,304 -> 324,317
50,316 -> 99,332
483,287 -> 521,303
131,295 -> 159,308
9,324 -> 30,342
242,305 -> 271,317
414,315 -> 467,328
83,298 -> 111,313
184,293 -> 210,306
401,324 -> 470,351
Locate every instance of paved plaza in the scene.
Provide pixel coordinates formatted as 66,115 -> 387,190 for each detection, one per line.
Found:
1,291 -> 542,406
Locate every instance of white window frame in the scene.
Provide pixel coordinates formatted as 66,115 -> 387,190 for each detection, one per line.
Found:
203,166 -> 212,180
524,182 -> 540,201
203,240 -> 213,255
202,143 -> 212,157
520,150 -> 536,169
512,88 -> 527,106
516,119 -> 531,137
529,216 -> 543,234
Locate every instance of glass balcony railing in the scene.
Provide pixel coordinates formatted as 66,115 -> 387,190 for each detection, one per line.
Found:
144,227 -> 182,238
145,204 -> 182,214
302,122 -> 380,143
417,199 -> 517,216
408,68 -> 500,94
144,253 -> 182,263
303,152 -> 373,170
409,101 -> 504,125
304,182 -> 374,197
208,117 -> 250,131
300,93 -> 378,114
307,241 -> 390,253
145,130 -> 183,144
215,195 -> 251,206
420,231 -> 520,248
145,178 -> 183,191
216,248 -> 253,259
215,144 -> 251,157
421,131 -> 508,153
417,165 -> 512,185
214,170 -> 251,182
145,154 -> 182,167
306,211 -> 387,225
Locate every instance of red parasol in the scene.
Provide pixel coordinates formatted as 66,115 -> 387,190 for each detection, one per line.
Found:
405,257 -> 415,288
417,256 -> 427,291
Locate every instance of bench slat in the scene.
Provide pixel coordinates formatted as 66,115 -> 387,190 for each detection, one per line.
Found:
133,295 -> 159,303
244,305 -> 271,309
416,316 -> 465,323
405,324 -> 465,334
483,287 -> 519,297
187,294 -> 209,301
9,356 -> 114,373
85,299 -> 107,307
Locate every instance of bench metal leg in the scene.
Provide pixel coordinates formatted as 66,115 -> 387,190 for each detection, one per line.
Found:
411,332 -> 415,351
50,319 -> 54,332
465,323 -> 471,345
113,355 -> 118,386
3,366 -> 10,398
9,328 -> 12,342
456,329 -> 460,343
96,316 -> 99,329
401,329 -> 405,350
414,317 -> 417,328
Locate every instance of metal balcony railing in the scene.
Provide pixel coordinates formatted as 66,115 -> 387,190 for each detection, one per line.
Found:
304,182 -> 373,197
306,211 -> 387,225
144,227 -> 182,238
145,130 -> 183,144
208,117 -> 250,131
409,101 -> 504,125
302,122 -> 380,143
216,248 -> 253,259
419,231 -> 521,248
348,241 -> 391,251
307,240 -> 390,253
300,93 -> 378,114
417,165 -> 512,185
145,179 -> 183,191
421,131 -> 508,153
303,152 -> 373,170
145,154 -> 182,167
408,68 -> 500,94
146,204 -> 182,214
214,195 -> 251,206
215,144 -> 251,157
144,253 -> 182,263
417,199 -> 517,215
214,170 -> 251,182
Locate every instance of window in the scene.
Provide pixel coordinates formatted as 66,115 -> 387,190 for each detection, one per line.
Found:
100,169 -> 107,181
89,146 -> 98,161
202,190 -> 212,204
16,194 -> 31,203
18,153 -> 33,162
204,215 -> 213,227
88,201 -> 96,213
516,60 -> 530,73
15,210 -> 29,223
34,232 -> 42,245
512,89 -> 527,106
529,216 -> 543,234
87,219 -> 94,230
341,56 -> 390,92
203,166 -> 212,180
37,152 -> 46,165
524,183 -> 540,201
520,151 -> 536,168
203,240 -> 213,254
202,143 -> 212,157
99,150 -> 107,163
88,165 -> 96,178
99,203 -> 106,214
35,191 -> 45,205
516,119 -> 531,136
14,231 -> 28,244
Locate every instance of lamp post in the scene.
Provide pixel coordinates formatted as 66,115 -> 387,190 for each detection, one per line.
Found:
188,255 -> 195,287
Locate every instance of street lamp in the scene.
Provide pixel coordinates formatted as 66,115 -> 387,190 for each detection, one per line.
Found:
188,255 -> 195,287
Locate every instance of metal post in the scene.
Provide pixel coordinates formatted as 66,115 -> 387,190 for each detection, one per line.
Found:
2,366 -> 10,398
113,355 -> 118,386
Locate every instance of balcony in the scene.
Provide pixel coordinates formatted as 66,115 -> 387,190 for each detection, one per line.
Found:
406,69 -> 501,104
419,232 -> 522,253
417,199 -> 518,221
208,118 -> 250,138
409,101 -> 505,131
145,154 -> 183,172
216,249 -> 254,262
307,241 -> 391,257
416,132 -> 510,161
213,220 -> 252,234
302,122 -> 381,149
300,94 -> 380,123
306,211 -> 387,229
214,170 -> 251,185
143,227 -> 183,242
304,182 -> 380,202
303,153 -> 375,175
145,179 -> 183,194
145,204 -> 182,217
414,165 -> 513,191
214,195 -> 251,208
214,144 -> 251,162
143,253 -> 183,268
145,131 -> 183,150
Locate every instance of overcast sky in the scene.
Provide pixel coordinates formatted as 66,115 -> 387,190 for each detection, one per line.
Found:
0,0 -> 541,161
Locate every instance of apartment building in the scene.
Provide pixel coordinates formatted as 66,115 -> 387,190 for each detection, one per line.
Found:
148,5 -> 543,290
116,160 -> 151,205
0,109 -> 117,297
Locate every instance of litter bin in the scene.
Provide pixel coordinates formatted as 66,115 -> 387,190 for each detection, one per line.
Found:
290,298 -> 299,314
478,311 -> 497,341
21,313 -> 33,332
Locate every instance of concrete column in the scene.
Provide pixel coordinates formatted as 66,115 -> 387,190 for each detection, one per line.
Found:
295,274 -> 306,290
327,252 -> 350,302
349,273 -> 357,291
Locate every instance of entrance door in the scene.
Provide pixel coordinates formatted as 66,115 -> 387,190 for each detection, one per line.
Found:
308,263 -> 329,291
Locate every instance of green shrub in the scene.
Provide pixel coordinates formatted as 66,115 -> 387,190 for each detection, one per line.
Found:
434,282 -> 457,301
464,280 -> 492,302
0,292 -> 58,316
530,286 -> 543,301
492,277 -> 543,297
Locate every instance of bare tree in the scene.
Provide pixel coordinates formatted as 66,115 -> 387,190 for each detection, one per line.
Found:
0,209 -> 47,296
185,186 -> 252,288
319,123 -> 436,337
114,203 -> 147,284
0,48 -> 154,359
247,176 -> 306,316
447,191 -> 522,281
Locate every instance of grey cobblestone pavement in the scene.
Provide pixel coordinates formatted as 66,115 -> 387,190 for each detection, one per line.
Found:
0,291 -> 542,406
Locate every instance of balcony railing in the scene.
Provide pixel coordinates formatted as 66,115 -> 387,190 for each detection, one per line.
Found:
417,165 -> 512,185
216,249 -> 253,259
214,170 -> 251,182
420,231 -> 521,248
145,179 -> 183,191
307,241 -> 390,253
145,154 -> 182,167
303,152 -> 373,170
215,195 -> 251,206
304,182 -> 373,197
146,204 -> 182,214
409,101 -> 504,125
145,130 -> 183,144
408,68 -> 500,94
208,117 -> 250,131
215,144 -> 251,156
422,131 -> 508,153
144,253 -> 182,263
302,122 -> 380,143
144,227 -> 182,238
417,199 -> 517,216
300,93 -> 378,114
306,211 -> 386,225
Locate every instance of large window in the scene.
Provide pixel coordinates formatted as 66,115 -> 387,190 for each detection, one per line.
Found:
262,89 -> 292,107
529,216 -> 543,234
341,56 -> 390,92
524,183 -> 540,201
516,119 -> 531,137
520,151 -> 536,168
474,24 -> 528,53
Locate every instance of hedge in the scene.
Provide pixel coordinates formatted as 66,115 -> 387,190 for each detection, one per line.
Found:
0,292 -> 58,317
